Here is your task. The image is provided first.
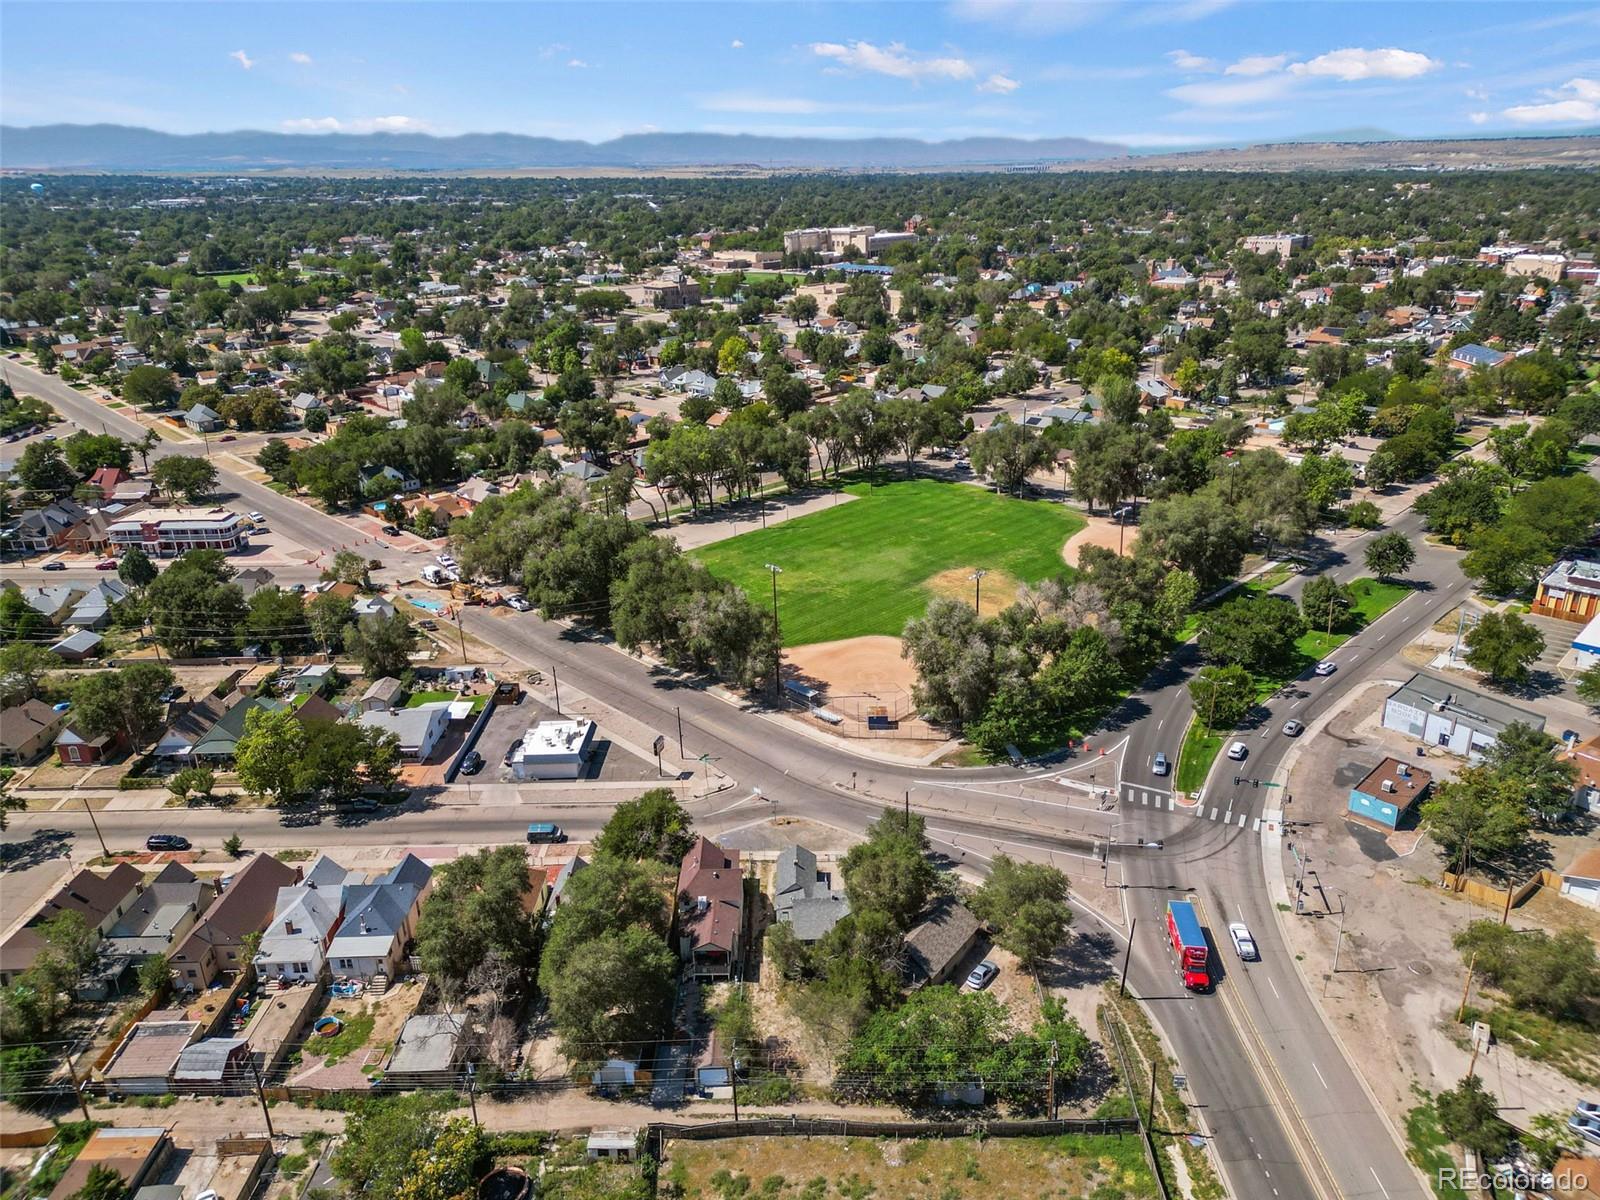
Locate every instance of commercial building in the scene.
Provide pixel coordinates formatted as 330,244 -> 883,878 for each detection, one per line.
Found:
508,718 -> 596,780
1532,558 -> 1600,622
1380,672 -> 1544,758
783,225 -> 876,257
1346,757 -> 1433,830
1240,233 -> 1310,259
109,507 -> 246,556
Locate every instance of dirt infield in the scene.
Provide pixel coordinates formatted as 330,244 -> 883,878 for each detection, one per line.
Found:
924,566 -> 1021,618
784,635 -> 917,697
1061,513 -> 1130,567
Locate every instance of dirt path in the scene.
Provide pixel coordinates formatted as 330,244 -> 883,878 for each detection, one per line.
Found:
1060,513 -> 1130,567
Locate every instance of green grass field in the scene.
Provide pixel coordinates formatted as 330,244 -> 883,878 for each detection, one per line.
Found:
201,271 -> 260,286
692,477 -> 1085,646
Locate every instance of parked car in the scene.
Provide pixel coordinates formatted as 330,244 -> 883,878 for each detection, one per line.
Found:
1228,922 -> 1258,960
1568,1113 -> 1600,1148
965,960 -> 1000,990
1576,1100 -> 1600,1118
526,823 -> 564,844
1282,720 -> 1305,737
248,511 -> 265,523
42,560 -> 66,571
506,594 -> 531,612
219,434 -> 236,443
418,619 -> 438,631
381,523 -> 401,536
146,834 -> 191,851
1226,741 -> 1249,761
1314,661 -> 1337,676
1152,752 -> 1170,776
158,687 -> 184,703
460,750 -> 484,776
94,558 -> 117,570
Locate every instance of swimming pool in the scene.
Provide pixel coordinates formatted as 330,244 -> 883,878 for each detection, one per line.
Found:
407,595 -> 445,612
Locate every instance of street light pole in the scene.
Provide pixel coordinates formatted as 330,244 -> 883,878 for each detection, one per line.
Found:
765,564 -> 783,701
1331,889 -> 1349,974
970,569 -> 988,614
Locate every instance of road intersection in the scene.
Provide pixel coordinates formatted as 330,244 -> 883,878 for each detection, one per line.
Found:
4,358 -> 1519,1199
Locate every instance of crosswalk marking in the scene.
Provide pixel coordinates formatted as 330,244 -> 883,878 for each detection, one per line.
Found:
1238,812 -> 1248,827
1252,817 -> 1262,832
1168,797 -> 1176,811
1209,807 -> 1218,820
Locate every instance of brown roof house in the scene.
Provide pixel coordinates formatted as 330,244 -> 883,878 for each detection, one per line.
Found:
0,698 -> 69,765
48,1127 -> 172,1200
902,898 -> 982,988
101,1017 -> 202,1095
169,854 -> 301,988
676,836 -> 743,980
0,863 -> 144,986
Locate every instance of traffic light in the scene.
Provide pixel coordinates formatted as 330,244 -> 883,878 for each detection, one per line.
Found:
1233,775 -> 1241,786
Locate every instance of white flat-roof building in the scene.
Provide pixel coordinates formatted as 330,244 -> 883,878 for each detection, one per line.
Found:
508,718 -> 596,781
357,703 -> 450,761
109,508 -> 245,557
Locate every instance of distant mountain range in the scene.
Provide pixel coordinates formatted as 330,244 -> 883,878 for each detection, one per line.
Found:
0,124 -> 1129,171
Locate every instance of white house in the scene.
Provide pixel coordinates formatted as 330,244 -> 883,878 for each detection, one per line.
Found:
357,704 -> 450,761
324,854 -> 433,984
253,887 -> 341,984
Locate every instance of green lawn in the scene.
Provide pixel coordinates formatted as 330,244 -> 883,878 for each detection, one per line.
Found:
1404,1088 -> 1470,1200
202,271 -> 260,286
406,689 -> 487,712
692,477 -> 1085,646
1176,722 -> 1225,793
1292,577 -> 1412,663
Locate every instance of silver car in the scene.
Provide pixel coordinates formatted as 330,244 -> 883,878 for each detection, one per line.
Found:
965,960 -> 999,990
1228,922 -> 1258,961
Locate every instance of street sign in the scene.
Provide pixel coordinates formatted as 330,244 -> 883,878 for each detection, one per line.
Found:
652,735 -> 667,756
1262,781 -> 1283,789
1172,1073 -> 1187,1090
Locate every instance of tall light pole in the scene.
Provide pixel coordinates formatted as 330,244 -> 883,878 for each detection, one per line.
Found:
970,569 -> 988,615
765,563 -> 783,701
1330,887 -> 1350,975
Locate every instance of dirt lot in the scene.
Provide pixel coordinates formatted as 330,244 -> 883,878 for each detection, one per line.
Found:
781,635 -> 946,752
1060,513 -> 1131,567
663,1133 -> 1160,1199
1279,683 -> 1597,1127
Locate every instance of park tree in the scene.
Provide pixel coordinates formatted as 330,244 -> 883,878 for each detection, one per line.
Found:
344,611 -> 416,679
1415,466 -> 1504,546
1197,595 -> 1305,673
1480,721 -> 1578,826
117,546 -> 157,589
1505,472 -> 1600,550
1452,920 -> 1599,1017
1463,610 -> 1544,686
1300,575 -> 1354,635
1420,764 -> 1530,876
901,597 -> 999,726
71,663 -> 175,748
967,419 -> 1050,493
323,549 -> 371,588
122,364 -> 178,409
306,591 -> 352,653
144,550 -> 246,656
1434,1075 -> 1513,1160
0,643 -> 61,705
1460,522 -> 1553,596
1188,663 -> 1255,731
1134,493 -> 1253,590
1344,499 -> 1382,530
840,808 -> 936,931
969,855 -> 1072,970
1364,531 -> 1416,580
235,707 -> 307,804
592,788 -> 696,863
150,456 -> 218,503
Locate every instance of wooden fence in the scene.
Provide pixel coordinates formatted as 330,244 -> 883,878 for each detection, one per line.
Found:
1441,869 -> 1556,914
646,1115 -> 1140,1160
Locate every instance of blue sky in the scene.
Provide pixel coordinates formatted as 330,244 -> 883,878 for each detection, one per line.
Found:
5,2 -> 1600,148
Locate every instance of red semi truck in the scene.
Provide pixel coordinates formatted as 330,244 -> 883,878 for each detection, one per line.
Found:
1167,899 -> 1211,990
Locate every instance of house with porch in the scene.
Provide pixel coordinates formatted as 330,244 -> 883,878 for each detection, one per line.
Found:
675,837 -> 743,980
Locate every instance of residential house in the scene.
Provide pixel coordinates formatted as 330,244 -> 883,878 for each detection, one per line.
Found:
676,837 -> 743,980
771,844 -> 849,943
49,630 -> 104,662
0,699 -> 69,765
547,855 -> 589,911
154,693 -> 234,761
325,854 -> 434,984
183,403 -> 224,432
171,1037 -> 252,1093
55,722 -> 124,765
169,854 -> 302,988
1380,672 -> 1544,757
357,703 -> 450,760
1559,847 -> 1600,910
1449,343 -> 1510,371
87,466 -> 132,495
0,862 -> 144,986
233,567 -> 275,598
902,898 -> 982,988
1346,758 -> 1433,830
290,392 -> 324,418
352,594 -> 396,620
292,663 -> 337,696
253,885 -> 342,985
1566,732 -> 1600,814
102,1018 -> 202,1094
1532,558 -> 1600,622
11,498 -> 89,552
456,478 -> 500,507
61,510 -> 118,556
190,695 -> 291,764
105,862 -> 218,959
359,463 -> 421,493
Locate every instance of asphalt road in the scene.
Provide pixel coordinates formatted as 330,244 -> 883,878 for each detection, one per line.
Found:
4,358 -> 1513,1198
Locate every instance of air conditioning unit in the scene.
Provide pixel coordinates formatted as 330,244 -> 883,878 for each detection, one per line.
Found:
1381,780 -> 1396,793
696,896 -> 709,913
1397,763 -> 1410,779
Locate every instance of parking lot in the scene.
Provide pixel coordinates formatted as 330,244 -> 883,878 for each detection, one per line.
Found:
472,690 -> 661,785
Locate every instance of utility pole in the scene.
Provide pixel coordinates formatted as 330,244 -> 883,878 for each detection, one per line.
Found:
1118,917 -> 1136,997
1147,1061 -> 1158,1128
466,1062 -> 480,1127
81,793 -> 109,859
62,1048 -> 92,1123
1330,890 -> 1350,974
970,568 -> 988,614
453,606 -> 467,664
904,790 -> 911,832
1456,950 -> 1477,1023
552,666 -> 561,715
730,1040 -> 740,1123
764,564 -> 783,700
1047,1040 -> 1058,1120
676,706 -> 685,758
247,1057 -> 275,1138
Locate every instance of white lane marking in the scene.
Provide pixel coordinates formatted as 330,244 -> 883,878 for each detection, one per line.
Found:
1209,807 -> 1219,820
1168,797 -> 1176,811
1267,977 -> 1280,1000
1312,1062 -> 1328,1090
1238,812 -> 1248,827
1252,817 -> 1262,832
1369,1167 -> 1391,1199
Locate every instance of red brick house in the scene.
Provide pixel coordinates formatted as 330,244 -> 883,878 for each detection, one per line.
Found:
675,837 -> 743,980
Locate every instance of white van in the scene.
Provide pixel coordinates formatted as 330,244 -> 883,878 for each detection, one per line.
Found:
421,565 -> 447,585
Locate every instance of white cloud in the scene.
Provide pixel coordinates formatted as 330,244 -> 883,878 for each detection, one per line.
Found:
978,73 -> 1020,94
1464,86 -> 1489,101
1469,111 -> 1490,125
730,39 -> 744,49
1502,77 -> 1600,124
1167,73 -> 1295,107
229,49 -> 255,70
809,40 -> 976,82
1289,47 -> 1440,82
1225,54 -> 1289,77
567,58 -> 589,69
289,52 -> 313,65
1167,49 -> 1216,72
280,115 -> 429,134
